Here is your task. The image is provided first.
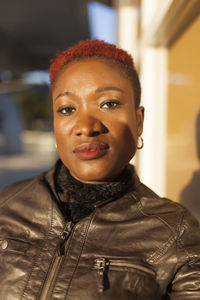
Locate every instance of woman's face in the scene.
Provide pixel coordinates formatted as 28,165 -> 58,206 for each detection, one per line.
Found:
52,59 -> 144,183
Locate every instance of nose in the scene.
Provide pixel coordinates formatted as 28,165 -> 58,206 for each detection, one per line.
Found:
74,114 -> 108,137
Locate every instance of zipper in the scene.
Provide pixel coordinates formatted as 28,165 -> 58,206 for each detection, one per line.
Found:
94,257 -> 108,292
94,257 -> 155,293
39,222 -> 74,300
58,221 -> 74,255
109,260 -> 155,276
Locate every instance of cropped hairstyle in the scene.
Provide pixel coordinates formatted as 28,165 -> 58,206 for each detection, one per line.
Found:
49,39 -> 141,107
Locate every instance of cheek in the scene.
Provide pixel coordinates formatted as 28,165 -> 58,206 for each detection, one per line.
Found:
109,116 -> 138,151
53,118 -> 73,153
117,125 -> 137,158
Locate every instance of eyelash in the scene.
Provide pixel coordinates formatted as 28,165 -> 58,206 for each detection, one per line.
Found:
57,100 -> 121,116
100,100 -> 121,110
57,106 -> 75,116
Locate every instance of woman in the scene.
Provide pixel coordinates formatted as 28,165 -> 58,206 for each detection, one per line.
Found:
0,39 -> 200,300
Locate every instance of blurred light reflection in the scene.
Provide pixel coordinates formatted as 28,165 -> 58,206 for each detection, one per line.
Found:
87,1 -> 117,44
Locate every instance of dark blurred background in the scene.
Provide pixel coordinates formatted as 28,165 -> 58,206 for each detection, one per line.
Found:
0,0 -> 116,189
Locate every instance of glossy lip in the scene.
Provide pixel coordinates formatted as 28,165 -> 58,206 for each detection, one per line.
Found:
73,142 -> 109,160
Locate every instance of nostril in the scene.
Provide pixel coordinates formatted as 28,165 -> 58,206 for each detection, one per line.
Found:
91,131 -> 101,137
75,131 -> 100,137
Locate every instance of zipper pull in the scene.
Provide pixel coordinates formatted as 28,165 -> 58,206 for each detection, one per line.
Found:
58,222 -> 74,256
94,257 -> 108,292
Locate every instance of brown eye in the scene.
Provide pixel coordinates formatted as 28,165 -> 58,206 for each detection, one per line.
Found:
100,100 -> 121,110
57,106 -> 76,116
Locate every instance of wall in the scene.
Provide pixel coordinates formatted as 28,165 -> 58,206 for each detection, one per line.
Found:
166,16 -> 200,220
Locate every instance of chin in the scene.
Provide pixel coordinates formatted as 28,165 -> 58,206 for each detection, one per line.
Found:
73,170 -> 109,184
70,163 -> 117,184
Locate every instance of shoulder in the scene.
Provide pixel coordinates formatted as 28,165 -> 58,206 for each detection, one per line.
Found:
0,177 -> 38,207
134,181 -> 199,231
0,162 -> 58,209
0,162 -> 65,242
132,183 -> 200,262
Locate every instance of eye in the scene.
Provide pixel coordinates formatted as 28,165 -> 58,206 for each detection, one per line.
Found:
57,106 -> 76,116
100,100 -> 121,110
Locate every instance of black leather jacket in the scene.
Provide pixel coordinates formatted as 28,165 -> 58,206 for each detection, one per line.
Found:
0,163 -> 200,300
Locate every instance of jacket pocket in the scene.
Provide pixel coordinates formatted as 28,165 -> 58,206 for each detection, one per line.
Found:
93,257 -> 161,299
0,237 -> 30,255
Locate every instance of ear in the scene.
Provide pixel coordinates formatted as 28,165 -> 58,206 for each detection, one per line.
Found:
136,106 -> 144,136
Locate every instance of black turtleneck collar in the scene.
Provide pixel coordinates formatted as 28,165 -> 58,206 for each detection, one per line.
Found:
55,162 -> 135,223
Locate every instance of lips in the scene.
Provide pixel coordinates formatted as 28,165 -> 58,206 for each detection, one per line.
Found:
73,142 -> 109,160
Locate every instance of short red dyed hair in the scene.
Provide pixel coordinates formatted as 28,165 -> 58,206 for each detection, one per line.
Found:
49,39 -> 141,107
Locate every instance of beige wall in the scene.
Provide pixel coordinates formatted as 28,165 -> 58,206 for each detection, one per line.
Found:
166,16 -> 200,220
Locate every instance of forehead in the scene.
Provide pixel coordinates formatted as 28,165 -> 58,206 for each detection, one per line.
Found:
52,57 -> 133,91
51,58 -> 136,107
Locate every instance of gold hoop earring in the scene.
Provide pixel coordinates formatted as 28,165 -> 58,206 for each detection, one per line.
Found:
137,136 -> 144,150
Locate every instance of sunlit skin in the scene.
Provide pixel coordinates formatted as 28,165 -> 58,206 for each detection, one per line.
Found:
52,58 -> 144,183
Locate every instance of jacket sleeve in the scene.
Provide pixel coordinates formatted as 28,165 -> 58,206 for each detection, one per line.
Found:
168,209 -> 200,299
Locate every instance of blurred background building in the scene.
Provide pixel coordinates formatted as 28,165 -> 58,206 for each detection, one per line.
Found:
0,0 -> 199,220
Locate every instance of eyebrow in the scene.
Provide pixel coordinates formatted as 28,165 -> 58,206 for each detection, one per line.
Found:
95,86 -> 125,93
55,91 -> 75,100
55,86 -> 125,101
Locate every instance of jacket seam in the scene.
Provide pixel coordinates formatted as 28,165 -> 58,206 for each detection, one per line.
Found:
176,212 -> 193,261
135,195 -> 183,264
177,211 -> 200,262
136,196 -> 179,235
64,212 -> 97,300
20,191 -> 54,300
147,235 -> 177,264
0,179 -> 37,208
37,201 -> 64,298
47,222 -> 76,298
